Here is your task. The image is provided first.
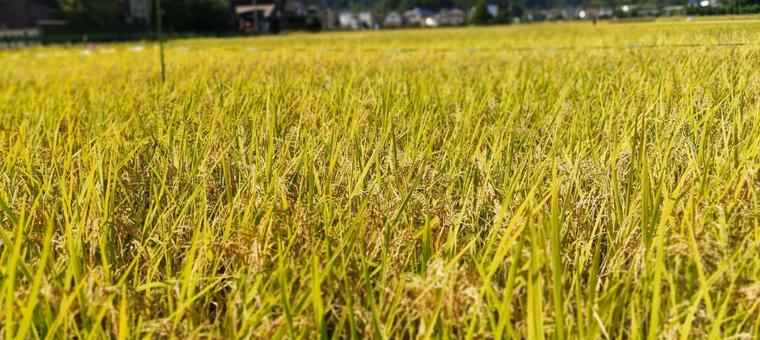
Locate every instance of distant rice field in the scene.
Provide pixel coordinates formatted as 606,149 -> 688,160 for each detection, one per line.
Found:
2,18 -> 760,338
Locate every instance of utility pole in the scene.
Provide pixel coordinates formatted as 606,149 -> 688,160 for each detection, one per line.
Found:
156,0 -> 166,82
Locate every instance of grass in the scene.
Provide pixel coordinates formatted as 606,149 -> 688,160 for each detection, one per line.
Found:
1,17 -> 760,338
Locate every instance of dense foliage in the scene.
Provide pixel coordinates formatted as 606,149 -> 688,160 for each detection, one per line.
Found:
58,0 -> 232,33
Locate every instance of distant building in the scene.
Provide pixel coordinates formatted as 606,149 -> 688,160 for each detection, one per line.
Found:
0,0 -> 58,29
598,7 -> 614,18
438,8 -> 465,26
384,11 -> 403,27
323,9 -> 339,30
338,12 -> 360,29
424,16 -> 439,27
358,11 -> 376,29
538,8 -> 569,20
235,4 -> 280,33
403,8 -> 434,27
663,5 -> 686,15
337,11 -> 375,30
621,4 -> 660,16
403,8 -> 420,26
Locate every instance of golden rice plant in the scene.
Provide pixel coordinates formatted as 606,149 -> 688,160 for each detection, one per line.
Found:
1,18 -> 760,338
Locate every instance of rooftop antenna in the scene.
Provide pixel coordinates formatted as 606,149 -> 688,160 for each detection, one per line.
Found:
156,0 -> 166,82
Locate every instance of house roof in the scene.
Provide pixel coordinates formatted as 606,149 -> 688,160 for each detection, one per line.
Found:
235,4 -> 276,17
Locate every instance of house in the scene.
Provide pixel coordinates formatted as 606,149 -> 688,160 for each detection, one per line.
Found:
0,0 -> 59,29
235,4 -> 280,33
689,0 -> 722,7
423,16 -> 439,27
636,4 -> 660,16
598,7 -> 614,18
663,5 -> 685,15
620,4 -> 660,16
539,8 -> 569,20
358,11 -> 376,29
323,9 -> 339,30
338,12 -> 360,29
337,11 -> 375,30
437,8 -> 465,26
383,11 -> 403,27
403,8 -> 435,27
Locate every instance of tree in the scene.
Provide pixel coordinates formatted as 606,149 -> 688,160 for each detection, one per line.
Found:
162,0 -> 231,33
58,0 -> 124,32
495,0 -> 513,22
305,16 -> 322,32
58,0 -> 231,34
470,0 -> 491,24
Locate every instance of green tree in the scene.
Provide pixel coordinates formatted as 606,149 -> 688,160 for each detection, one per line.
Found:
162,0 -> 231,33
495,0 -> 513,22
58,0 -> 123,32
470,0 -> 491,24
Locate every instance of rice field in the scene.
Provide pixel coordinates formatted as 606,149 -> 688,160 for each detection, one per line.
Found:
2,18 -> 760,338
